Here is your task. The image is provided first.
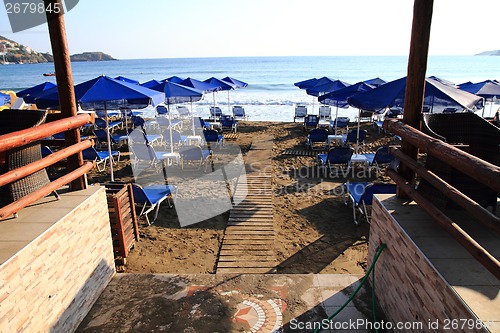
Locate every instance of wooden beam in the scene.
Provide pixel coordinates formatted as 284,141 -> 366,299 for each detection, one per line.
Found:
385,119 -> 500,193
388,169 -> 500,280
390,147 -> 500,234
0,114 -> 91,153
44,0 -> 84,190
399,0 -> 434,196
0,162 -> 95,220
0,140 -> 92,188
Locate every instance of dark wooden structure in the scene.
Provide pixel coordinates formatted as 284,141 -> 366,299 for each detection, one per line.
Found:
104,183 -> 139,260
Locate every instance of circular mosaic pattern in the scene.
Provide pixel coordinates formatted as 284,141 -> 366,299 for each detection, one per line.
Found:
233,297 -> 284,333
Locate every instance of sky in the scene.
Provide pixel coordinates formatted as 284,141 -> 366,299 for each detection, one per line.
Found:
0,0 -> 499,59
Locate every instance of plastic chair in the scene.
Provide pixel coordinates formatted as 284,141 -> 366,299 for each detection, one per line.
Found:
344,182 -> 397,224
82,146 -> 120,172
232,105 -> 247,120
317,146 -> 353,176
131,183 -> 177,225
203,129 -> 224,149
179,146 -> 212,170
129,141 -> 176,173
294,105 -> 307,122
306,128 -> 328,150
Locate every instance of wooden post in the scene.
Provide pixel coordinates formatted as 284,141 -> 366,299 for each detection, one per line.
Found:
398,0 -> 434,197
44,0 -> 85,191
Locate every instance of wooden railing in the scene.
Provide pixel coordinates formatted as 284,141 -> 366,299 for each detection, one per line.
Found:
0,114 -> 95,220
384,119 -> 500,279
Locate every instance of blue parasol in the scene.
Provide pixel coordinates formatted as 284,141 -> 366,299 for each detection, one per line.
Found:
16,81 -> 56,104
36,75 -> 165,180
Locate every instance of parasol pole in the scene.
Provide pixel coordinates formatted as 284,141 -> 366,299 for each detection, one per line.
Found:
227,90 -> 231,115
191,99 -> 196,136
168,100 -> 174,154
334,103 -> 339,134
355,109 -> 361,155
104,101 -> 114,181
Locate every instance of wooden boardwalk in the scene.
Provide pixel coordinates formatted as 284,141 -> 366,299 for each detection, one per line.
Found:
216,136 -> 276,274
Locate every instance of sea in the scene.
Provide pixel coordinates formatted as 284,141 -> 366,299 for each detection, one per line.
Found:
1,56 -> 499,121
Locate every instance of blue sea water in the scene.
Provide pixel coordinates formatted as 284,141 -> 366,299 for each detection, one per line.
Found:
1,56 -> 499,120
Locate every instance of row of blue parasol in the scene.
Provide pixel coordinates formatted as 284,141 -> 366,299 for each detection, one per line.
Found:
294,75 -> 498,154
17,75 -> 247,180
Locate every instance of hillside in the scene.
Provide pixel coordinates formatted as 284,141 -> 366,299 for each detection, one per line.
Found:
0,35 -> 52,64
0,35 -> 116,64
70,52 -> 116,62
475,50 -> 500,56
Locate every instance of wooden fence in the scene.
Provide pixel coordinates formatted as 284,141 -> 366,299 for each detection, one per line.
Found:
384,119 -> 500,279
0,113 -> 94,220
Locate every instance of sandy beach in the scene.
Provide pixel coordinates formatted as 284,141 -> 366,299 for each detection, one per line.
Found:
86,120 -> 396,275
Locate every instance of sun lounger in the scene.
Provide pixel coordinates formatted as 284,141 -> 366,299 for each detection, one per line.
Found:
344,182 -> 397,224
304,114 -> 319,130
210,106 -> 223,120
131,183 -> 177,225
203,129 -> 224,150
221,116 -> 238,132
177,105 -> 191,119
232,105 -> 247,120
82,146 -> 120,172
361,146 -> 395,175
317,146 -> 353,176
95,117 -> 122,132
330,117 -> 350,134
179,145 -> 212,170
306,128 -> 328,150
319,105 -> 331,120
294,105 -> 307,122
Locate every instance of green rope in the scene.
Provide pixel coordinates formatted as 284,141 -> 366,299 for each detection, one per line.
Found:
313,243 -> 387,333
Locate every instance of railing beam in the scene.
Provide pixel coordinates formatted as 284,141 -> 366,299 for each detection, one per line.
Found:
388,169 -> 500,280
385,119 -> 500,193
0,140 -> 92,188
0,114 -> 92,153
0,162 -> 94,221
390,147 -> 500,234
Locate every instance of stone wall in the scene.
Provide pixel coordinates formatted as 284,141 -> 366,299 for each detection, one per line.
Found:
0,186 -> 115,333
367,195 -> 490,333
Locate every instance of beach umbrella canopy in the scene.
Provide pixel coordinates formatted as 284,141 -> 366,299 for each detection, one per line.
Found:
16,81 -> 56,104
115,76 -> 139,85
428,76 -> 457,87
36,75 -> 165,180
140,79 -> 162,89
164,76 -> 184,84
348,76 -> 484,113
294,78 -> 318,89
319,82 -> 375,139
458,80 -> 500,99
319,82 -> 375,108
306,80 -> 351,97
0,92 -> 10,106
149,81 -> 204,152
179,77 -> 220,93
459,80 -> 500,116
363,77 -> 386,87
221,76 -> 248,88
204,77 -> 236,91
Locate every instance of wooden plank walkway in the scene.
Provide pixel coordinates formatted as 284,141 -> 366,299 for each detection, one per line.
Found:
217,136 -> 276,274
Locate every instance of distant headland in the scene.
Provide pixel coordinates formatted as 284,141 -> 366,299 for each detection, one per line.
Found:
0,35 -> 116,64
475,50 -> 500,56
